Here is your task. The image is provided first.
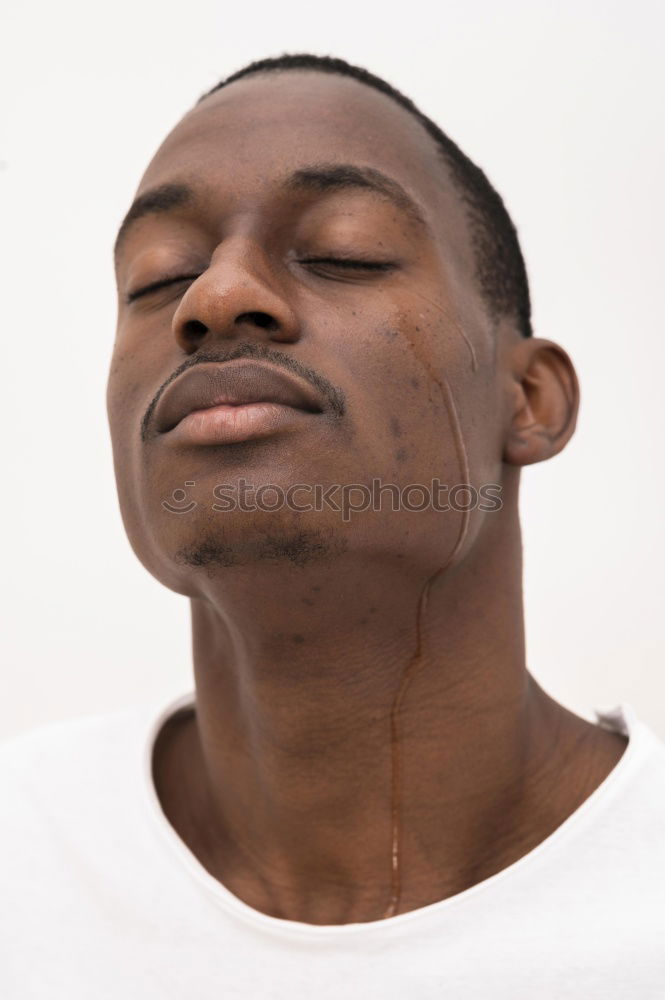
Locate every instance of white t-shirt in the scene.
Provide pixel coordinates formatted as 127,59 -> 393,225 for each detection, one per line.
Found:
1,690 -> 665,999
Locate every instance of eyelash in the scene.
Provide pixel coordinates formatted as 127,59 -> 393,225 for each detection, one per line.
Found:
126,274 -> 200,304
301,257 -> 395,272
126,258 -> 395,302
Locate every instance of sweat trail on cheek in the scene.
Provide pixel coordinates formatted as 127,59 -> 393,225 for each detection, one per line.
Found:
411,289 -> 478,373
382,319 -> 473,919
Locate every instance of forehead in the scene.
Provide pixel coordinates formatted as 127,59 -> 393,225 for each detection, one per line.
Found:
135,71 -> 465,251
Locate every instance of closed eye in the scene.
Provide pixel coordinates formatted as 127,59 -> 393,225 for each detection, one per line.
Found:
126,257 -> 396,304
126,274 -> 200,304
300,257 -> 395,272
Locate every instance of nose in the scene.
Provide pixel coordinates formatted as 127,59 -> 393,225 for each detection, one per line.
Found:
171,238 -> 300,354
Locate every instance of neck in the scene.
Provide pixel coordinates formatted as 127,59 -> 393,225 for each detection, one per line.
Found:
154,503 -> 621,924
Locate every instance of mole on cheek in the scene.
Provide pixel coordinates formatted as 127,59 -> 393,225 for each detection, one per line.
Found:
395,447 -> 408,463
389,416 -> 402,438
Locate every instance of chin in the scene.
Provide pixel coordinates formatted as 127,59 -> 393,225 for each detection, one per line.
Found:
161,506 -> 350,575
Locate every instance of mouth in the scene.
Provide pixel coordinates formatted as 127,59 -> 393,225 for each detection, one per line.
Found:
152,360 -> 324,446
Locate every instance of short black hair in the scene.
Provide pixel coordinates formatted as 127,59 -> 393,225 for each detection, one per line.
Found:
200,53 -> 532,338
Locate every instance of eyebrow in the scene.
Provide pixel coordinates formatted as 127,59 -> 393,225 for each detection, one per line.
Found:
282,163 -> 430,232
114,163 -> 431,259
114,182 -> 194,259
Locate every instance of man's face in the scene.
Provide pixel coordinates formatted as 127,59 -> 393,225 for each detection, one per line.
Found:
108,71 -> 507,595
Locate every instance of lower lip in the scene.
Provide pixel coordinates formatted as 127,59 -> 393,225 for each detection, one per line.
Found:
165,402 -> 314,445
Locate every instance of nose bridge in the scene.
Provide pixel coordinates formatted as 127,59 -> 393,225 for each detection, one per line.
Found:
171,232 -> 299,352
211,228 -> 277,284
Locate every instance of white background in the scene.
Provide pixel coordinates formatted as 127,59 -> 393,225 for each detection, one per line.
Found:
1,0 -> 663,740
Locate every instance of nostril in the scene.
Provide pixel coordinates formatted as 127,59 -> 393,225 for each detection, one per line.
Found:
237,311 -> 279,332
181,320 -> 208,344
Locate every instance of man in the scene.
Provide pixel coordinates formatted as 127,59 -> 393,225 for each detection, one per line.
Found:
2,53 -> 664,997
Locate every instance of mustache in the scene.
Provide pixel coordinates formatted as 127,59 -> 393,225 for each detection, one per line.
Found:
140,342 -> 347,443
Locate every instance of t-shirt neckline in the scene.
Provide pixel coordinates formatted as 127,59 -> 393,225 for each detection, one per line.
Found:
141,688 -> 642,939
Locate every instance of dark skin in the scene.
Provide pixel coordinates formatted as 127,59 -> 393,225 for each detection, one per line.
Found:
107,70 -> 627,925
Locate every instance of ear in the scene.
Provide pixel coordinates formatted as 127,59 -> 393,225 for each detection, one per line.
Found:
503,338 -> 580,467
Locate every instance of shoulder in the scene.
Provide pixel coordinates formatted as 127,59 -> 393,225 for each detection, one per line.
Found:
0,698 -> 178,958
0,700 -> 157,832
582,705 -> 665,855
0,700 -> 149,765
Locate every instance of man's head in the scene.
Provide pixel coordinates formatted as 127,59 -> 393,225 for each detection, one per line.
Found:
107,53 -> 578,598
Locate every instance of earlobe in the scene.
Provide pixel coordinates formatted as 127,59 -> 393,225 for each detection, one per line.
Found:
503,339 -> 580,467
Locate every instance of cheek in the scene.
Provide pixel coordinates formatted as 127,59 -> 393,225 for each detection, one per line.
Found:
107,319 -> 168,435
343,310 -> 499,491
339,317 -> 456,481
106,343 -> 160,526
107,369 -> 148,464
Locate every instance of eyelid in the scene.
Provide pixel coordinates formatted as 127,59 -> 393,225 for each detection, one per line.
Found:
299,256 -> 396,271
125,273 -> 201,304
125,254 -> 397,304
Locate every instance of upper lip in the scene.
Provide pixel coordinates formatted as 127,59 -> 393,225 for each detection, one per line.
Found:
153,360 -> 325,434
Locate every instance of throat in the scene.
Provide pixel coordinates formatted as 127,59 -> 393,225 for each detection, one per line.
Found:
150,682 -> 629,925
